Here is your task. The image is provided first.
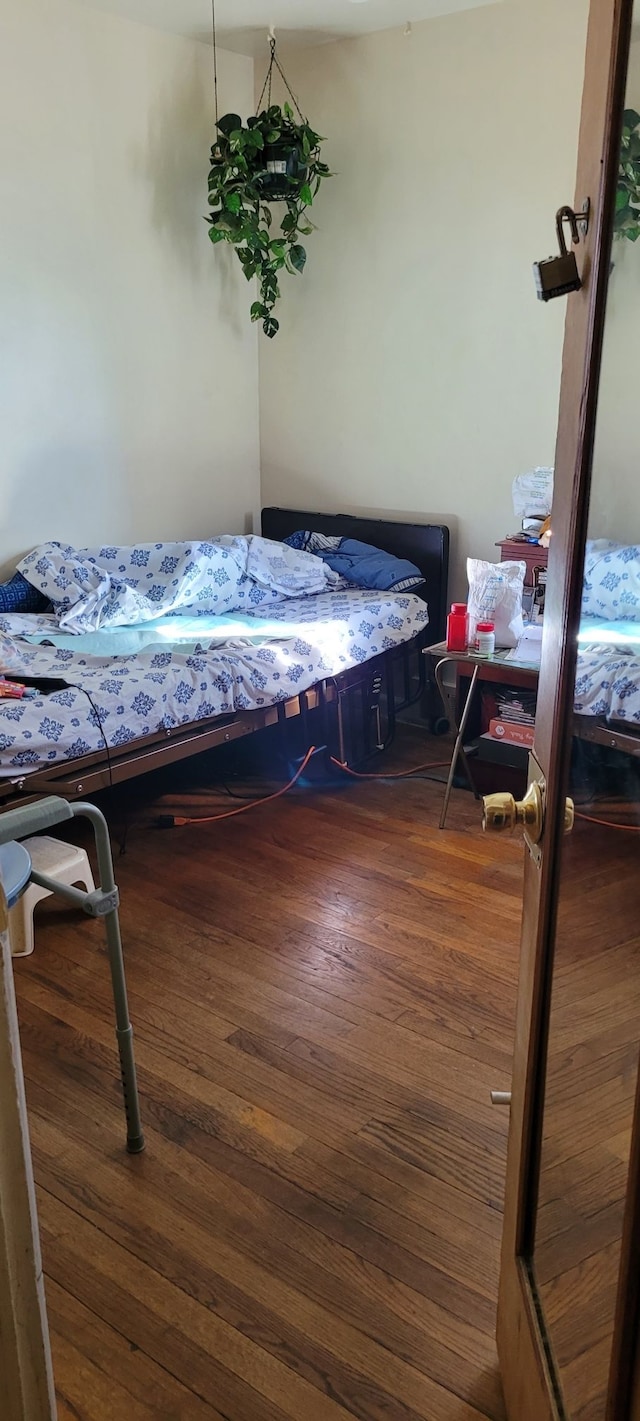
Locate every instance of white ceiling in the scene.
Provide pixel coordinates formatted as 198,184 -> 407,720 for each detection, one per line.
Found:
78,0 -> 500,56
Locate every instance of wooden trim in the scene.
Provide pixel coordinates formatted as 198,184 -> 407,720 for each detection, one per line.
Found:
0,885 -> 56,1420
535,0 -> 633,785
528,0 -> 635,1329
497,2 -> 635,1418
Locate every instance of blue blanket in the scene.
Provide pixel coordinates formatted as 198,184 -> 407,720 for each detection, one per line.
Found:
284,532 -> 425,593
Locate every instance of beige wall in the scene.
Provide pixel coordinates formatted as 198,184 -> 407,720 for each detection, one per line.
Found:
0,0 -> 260,575
259,0 -> 590,599
590,37 -> 640,545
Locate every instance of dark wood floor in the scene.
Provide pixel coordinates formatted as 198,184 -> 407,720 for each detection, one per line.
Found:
13,728 -> 523,1421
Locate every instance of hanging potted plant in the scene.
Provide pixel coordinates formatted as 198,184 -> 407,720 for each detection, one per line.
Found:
255,110 -> 309,201
206,39 -> 332,337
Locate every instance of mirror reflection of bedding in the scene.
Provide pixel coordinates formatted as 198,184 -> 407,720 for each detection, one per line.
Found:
575,539 -> 640,725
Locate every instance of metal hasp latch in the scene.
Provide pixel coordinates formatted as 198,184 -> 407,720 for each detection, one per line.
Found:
482,753 -> 574,864
533,199 -> 590,302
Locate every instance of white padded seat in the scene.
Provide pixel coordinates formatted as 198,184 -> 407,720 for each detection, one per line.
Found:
8,835 -> 96,958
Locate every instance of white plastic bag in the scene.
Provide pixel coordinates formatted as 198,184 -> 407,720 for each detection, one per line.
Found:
467,558 -> 526,649
512,467 -> 553,521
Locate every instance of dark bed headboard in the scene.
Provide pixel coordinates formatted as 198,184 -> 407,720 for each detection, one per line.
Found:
261,507 -> 450,644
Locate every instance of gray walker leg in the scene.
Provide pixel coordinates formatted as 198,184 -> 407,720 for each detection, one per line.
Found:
76,804 -> 145,1154
0,795 -> 144,1153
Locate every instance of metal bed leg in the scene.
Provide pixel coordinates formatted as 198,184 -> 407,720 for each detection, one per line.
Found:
299,689 -> 310,751
336,686 -> 347,765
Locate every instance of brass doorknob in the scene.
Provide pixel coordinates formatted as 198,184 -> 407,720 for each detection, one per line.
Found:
482,784 -> 574,841
483,782 -> 544,840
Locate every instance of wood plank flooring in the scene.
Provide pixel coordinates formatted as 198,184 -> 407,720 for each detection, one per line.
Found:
11,728 -> 523,1420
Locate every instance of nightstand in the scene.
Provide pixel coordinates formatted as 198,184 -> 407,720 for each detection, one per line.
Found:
424,642 -> 540,828
496,538 -> 548,588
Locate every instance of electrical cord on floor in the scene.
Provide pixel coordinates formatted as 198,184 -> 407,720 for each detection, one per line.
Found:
332,759 -> 640,818
220,780 -> 284,801
575,809 -> 640,833
329,756 -> 451,779
157,744 -> 318,827
154,744 -> 454,828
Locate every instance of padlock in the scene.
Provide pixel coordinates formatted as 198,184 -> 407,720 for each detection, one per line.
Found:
533,206 -> 583,302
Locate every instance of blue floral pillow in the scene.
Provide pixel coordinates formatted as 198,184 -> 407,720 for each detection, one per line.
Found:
583,541 -> 640,622
0,571 -> 50,614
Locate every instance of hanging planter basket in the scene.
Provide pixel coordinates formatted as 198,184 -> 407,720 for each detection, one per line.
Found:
206,38 -> 332,338
256,141 -> 308,200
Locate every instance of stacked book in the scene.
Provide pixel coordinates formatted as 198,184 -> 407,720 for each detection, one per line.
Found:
489,688 -> 537,748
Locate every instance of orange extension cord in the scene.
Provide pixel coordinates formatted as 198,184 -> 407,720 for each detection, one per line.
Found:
167,748 -> 452,826
329,756 -> 450,779
332,761 -> 640,831
171,745 -> 318,826
167,745 -> 640,835
575,810 -> 640,834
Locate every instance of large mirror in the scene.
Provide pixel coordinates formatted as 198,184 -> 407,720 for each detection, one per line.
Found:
531,16 -> 640,1418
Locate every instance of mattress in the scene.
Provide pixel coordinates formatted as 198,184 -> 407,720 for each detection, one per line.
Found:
0,588 -> 428,777
575,617 -> 640,725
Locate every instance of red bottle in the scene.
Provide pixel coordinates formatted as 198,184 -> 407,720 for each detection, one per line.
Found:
446,603 -> 469,652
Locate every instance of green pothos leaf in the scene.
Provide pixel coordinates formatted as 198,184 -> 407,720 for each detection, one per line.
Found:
217,113 -> 242,136
289,244 -> 307,273
206,105 -> 331,334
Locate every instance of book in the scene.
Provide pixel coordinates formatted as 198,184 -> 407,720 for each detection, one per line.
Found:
494,686 -> 537,726
489,718 -> 535,748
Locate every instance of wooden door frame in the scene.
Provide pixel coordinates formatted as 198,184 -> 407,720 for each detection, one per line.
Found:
0,885 -> 57,1421
496,2 -> 635,1418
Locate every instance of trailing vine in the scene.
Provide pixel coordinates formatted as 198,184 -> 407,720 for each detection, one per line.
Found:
206,102 -> 331,337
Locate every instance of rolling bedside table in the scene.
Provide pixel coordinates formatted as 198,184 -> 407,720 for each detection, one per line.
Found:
424,642 -> 540,829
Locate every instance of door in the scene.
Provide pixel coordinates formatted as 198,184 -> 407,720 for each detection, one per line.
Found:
493,1 -> 640,1418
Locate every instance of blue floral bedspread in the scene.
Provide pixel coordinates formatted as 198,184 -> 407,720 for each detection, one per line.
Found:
575,617 -> 640,725
17,535 -> 338,632
0,588 -> 428,776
